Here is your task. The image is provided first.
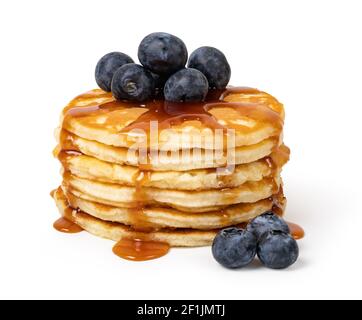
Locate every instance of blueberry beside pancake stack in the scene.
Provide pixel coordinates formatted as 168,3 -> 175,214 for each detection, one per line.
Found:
52,33 -> 293,262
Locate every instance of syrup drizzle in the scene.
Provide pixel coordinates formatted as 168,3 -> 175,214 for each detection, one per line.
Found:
52,189 -> 84,234
129,171 -> 157,232
50,189 -> 57,197
287,222 -> 305,240
112,238 -> 170,261
62,87 -> 284,139
53,217 -> 83,234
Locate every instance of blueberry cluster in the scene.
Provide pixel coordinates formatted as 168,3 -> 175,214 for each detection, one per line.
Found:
95,32 -> 231,102
212,212 -> 299,270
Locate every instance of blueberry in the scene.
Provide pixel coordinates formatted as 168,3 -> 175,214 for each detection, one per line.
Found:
150,71 -> 167,90
212,227 -> 257,269
257,230 -> 299,269
164,68 -> 209,102
138,32 -> 188,75
111,64 -> 155,102
247,211 -> 290,240
187,46 -> 231,89
95,52 -> 134,92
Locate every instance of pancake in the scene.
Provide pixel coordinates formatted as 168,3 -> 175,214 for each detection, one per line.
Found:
54,188 -> 285,247
60,87 -> 284,150
62,173 -> 281,212
64,188 -> 284,230
59,152 -> 278,190
56,130 -> 281,171
52,86 -> 291,252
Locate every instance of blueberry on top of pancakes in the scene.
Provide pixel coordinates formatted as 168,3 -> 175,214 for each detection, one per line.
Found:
188,46 -> 231,89
95,33 -> 231,102
95,52 -> 134,92
111,63 -> 155,102
138,32 -> 188,76
164,68 -> 209,102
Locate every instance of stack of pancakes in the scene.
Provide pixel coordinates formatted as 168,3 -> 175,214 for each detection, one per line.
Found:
53,87 -> 289,247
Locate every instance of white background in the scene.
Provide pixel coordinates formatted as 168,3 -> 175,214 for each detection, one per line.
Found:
0,0 -> 361,300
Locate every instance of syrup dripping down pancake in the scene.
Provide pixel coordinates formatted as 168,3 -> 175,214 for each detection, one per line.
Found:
53,187 -> 286,247
56,130 -> 282,171
61,87 -> 284,150
63,188 -> 285,230
58,147 -> 289,190
62,173 -> 282,212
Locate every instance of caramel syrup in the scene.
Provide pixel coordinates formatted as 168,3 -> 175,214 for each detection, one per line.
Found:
51,186 -> 80,234
270,187 -> 287,216
53,217 -> 83,234
112,238 -> 170,261
52,189 -> 84,234
50,189 -> 57,197
58,130 -> 81,154
287,222 -> 305,240
62,87 -> 283,142
129,171 -> 158,232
